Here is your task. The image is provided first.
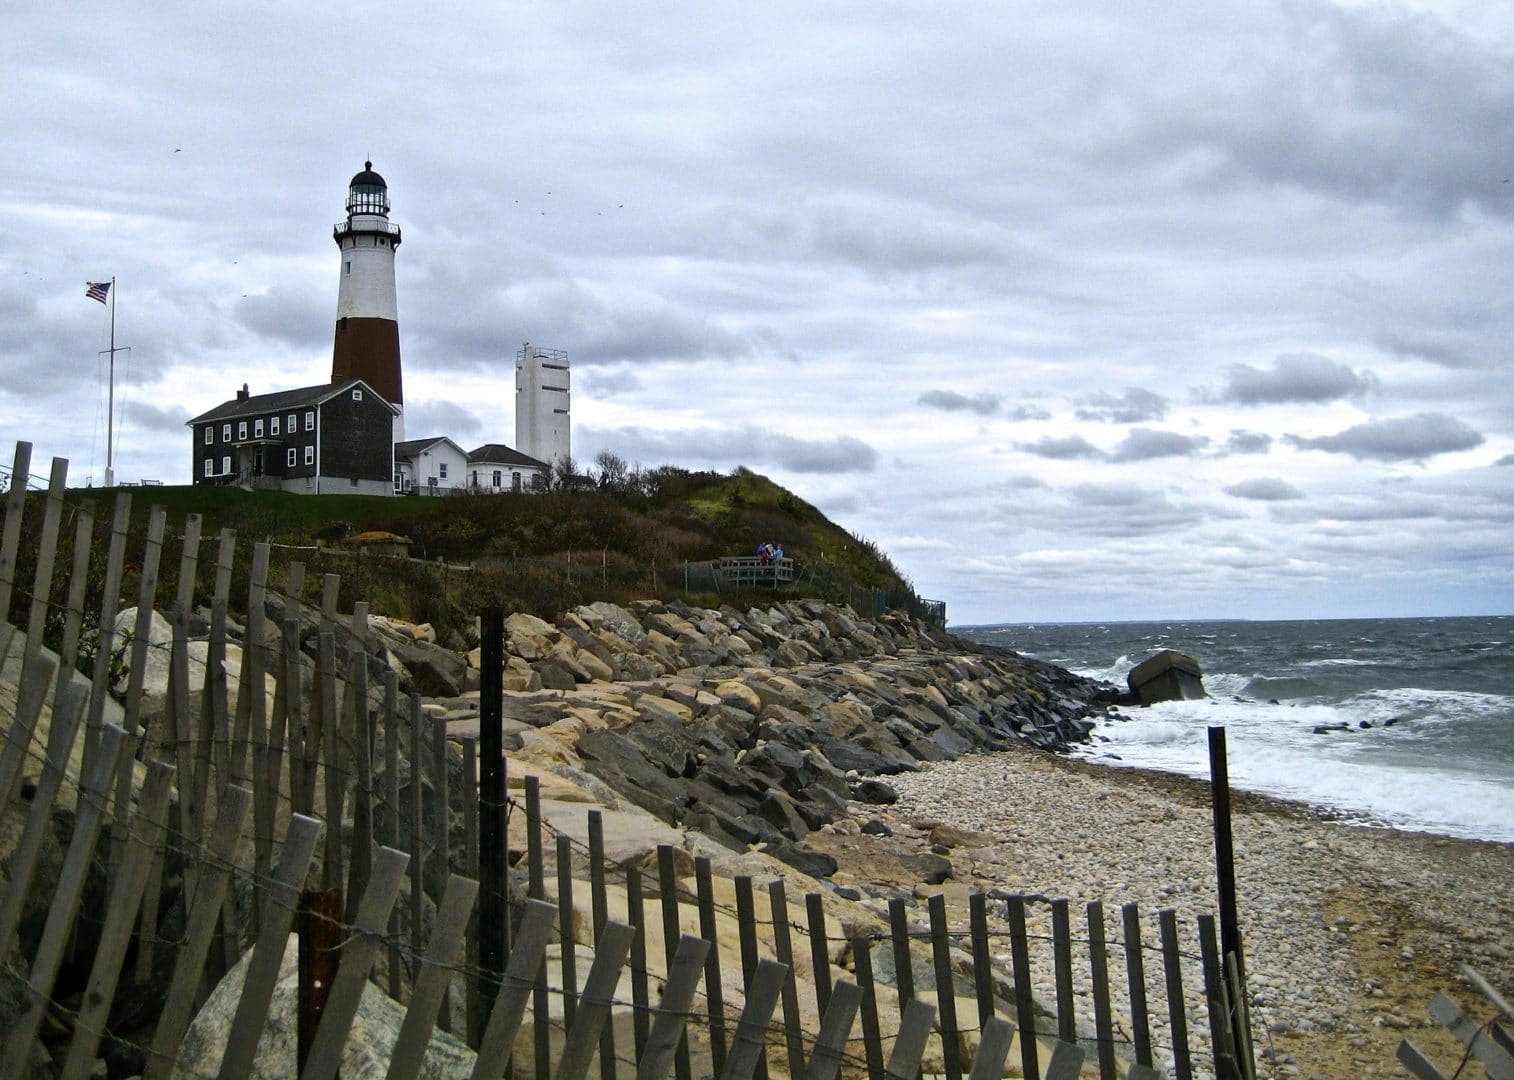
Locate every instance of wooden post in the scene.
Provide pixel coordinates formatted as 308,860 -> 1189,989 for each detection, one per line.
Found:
1122,902 -> 1153,1069
21,456 -> 69,669
51,499 -> 95,708
883,1000 -> 936,1080
525,775 -> 550,1071
1051,898 -> 1076,1045
767,881 -> 804,1080
83,491 -> 131,779
851,935 -> 885,1080
1005,894 -> 1039,1080
558,834 -> 580,1033
0,440 -> 33,623
1087,901 -> 1117,1080
469,899 -> 559,1080
1207,726 -> 1253,1078
386,875 -> 480,1080
477,607 -> 507,1018
628,865 -> 653,1061
806,891 -> 832,1020
887,898 -> 915,1015
733,876 -> 766,1080
927,893 -> 962,1080
722,960 -> 789,1080
637,935 -> 712,1080
589,809 -> 616,1080
968,892 -> 993,1032
1158,908 -> 1194,1080
298,887 -> 344,1077
695,856 -> 728,1076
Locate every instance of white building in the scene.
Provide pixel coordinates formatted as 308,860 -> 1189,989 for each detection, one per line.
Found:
514,343 -> 570,472
393,436 -> 468,495
467,444 -> 549,493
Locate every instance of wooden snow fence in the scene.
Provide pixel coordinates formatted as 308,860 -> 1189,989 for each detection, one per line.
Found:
0,440 -> 1259,1079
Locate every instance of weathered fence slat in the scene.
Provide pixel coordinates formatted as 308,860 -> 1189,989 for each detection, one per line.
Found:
1122,902 -> 1153,1068
851,934 -> 885,1080
21,455 -> 68,669
1427,990 -> 1514,1079
0,725 -> 129,1079
386,875 -> 481,1080
1158,908 -> 1194,1080
721,959 -> 789,1080
318,631 -> 344,888
927,893 -> 963,1080
470,898 -> 558,1080
1395,1040 -> 1451,1080
0,648 -> 58,812
637,934 -> 712,1080
143,784 -> 253,1080
968,892 -> 993,1030
52,498 -> 95,706
554,919 -> 637,1080
732,876 -> 765,1080
216,813 -> 324,1080
695,855 -> 728,1076
768,881 -> 805,1080
463,734 -> 483,1046
301,845 -> 411,1080
1087,900 -> 1118,1080
0,682 -> 87,952
83,491 -> 131,779
589,810 -> 617,1080
234,540 -> 270,793
657,845 -> 694,1080
1051,897 -> 1077,1045
966,1015 -> 1014,1080
526,775 -> 550,1070
558,833 -> 580,1033
0,440 -> 33,621
1042,1037 -> 1088,1080
346,639 -> 375,927
887,898 -> 915,1014
884,998 -> 936,1080
59,759 -> 175,1080
806,890 -> 832,1021
1006,893 -> 1039,1080
805,978 -> 862,1080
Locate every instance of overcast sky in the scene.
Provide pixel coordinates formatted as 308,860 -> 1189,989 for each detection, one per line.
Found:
3,1 -> 1511,624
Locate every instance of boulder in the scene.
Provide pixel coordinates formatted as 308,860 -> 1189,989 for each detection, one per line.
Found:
1127,649 -> 1206,705
175,934 -> 474,1078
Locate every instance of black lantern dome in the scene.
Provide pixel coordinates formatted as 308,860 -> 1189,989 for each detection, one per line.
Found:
346,161 -> 390,216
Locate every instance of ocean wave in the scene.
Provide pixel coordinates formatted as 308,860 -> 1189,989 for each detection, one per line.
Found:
1299,657 -> 1377,668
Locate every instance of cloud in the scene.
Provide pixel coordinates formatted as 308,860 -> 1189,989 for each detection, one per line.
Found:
582,368 -> 642,396
918,389 -> 1000,415
405,399 -> 484,440
121,399 -> 189,433
1218,353 -> 1373,405
1016,435 -> 1103,460
1075,387 -> 1168,423
1496,454 -> 1514,467
234,286 -> 329,349
1002,403 -> 1052,422
1108,429 -> 1208,462
1067,484 -> 1208,537
585,425 -> 877,474
1224,477 -> 1304,501
1226,430 -> 1273,455
1286,413 -> 1484,462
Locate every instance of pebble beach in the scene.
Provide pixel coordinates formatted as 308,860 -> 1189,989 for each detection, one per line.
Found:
815,744 -> 1514,1078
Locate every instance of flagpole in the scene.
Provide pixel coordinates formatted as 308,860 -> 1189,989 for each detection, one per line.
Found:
105,276 -> 116,487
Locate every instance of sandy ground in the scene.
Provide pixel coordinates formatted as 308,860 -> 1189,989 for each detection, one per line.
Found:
807,744 -> 1513,1078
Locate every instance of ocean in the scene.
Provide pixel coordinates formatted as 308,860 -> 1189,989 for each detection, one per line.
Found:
955,616 -> 1514,843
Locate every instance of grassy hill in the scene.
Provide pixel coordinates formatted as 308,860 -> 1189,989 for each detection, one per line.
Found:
19,465 -> 930,651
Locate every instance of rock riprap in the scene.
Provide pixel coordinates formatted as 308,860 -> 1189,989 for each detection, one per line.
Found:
359,598 -> 1117,877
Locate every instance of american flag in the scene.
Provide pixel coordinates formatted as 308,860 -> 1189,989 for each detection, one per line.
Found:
85,281 -> 111,304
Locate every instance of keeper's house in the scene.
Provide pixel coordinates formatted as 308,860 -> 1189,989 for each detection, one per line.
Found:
186,380 -> 397,495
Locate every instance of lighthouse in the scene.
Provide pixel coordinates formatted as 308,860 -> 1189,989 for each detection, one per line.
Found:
331,161 -> 404,440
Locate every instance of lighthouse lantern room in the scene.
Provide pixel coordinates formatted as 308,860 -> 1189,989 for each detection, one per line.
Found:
331,161 -> 404,440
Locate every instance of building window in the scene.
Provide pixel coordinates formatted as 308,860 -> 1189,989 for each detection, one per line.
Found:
438,462 -> 447,479
305,411 -> 314,431
393,471 -> 402,494
238,421 -> 248,440
204,458 -> 212,477
203,427 -> 213,446
222,424 -> 231,442
271,415 -> 280,436
352,388 -> 363,401
287,448 -> 296,468
287,413 -> 296,432
254,418 -> 264,437
304,445 -> 314,465
221,455 -> 230,475
345,261 -> 351,275
492,470 -> 501,488
512,472 -> 522,492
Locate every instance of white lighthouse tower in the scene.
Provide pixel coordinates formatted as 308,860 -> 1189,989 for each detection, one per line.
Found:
331,161 -> 404,441
515,342 -> 571,473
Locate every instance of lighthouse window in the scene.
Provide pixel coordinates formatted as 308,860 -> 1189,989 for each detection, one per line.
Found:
345,261 -> 351,275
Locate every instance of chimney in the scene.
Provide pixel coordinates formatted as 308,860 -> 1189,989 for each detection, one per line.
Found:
237,383 -> 249,403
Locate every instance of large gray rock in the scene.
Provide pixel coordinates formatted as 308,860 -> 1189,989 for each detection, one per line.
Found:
174,933 -> 474,1078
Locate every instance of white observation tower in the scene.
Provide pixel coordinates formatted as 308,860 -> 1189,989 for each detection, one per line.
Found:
331,161 -> 404,441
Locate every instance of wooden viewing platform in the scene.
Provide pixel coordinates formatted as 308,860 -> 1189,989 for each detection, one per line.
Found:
716,556 -> 795,587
